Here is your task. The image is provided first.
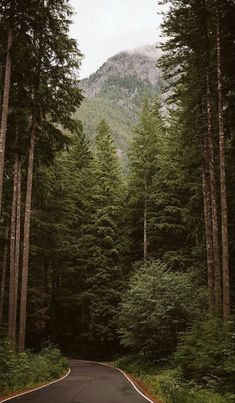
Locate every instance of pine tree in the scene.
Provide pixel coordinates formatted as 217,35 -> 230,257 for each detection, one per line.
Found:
0,5 -> 13,215
27,126 -> 92,352
216,0 -> 230,321
127,98 -> 164,260
160,0 -> 234,317
1,0 -> 83,350
80,120 -> 124,357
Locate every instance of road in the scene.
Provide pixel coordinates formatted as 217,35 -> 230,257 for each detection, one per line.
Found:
3,360 -> 153,403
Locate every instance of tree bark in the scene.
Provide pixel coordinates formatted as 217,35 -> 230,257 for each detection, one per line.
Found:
143,171 -> 148,260
12,157 -> 21,341
198,0 -> 222,314
8,154 -> 18,344
202,136 -> 214,312
0,29 -> 13,216
205,67 -> 222,314
19,120 -> 36,352
0,227 -> 9,322
216,6 -> 230,321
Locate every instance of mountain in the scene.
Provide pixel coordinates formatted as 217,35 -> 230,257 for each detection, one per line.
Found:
75,44 -> 163,158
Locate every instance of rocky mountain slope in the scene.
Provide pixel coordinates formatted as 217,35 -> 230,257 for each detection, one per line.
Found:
75,44 -> 163,157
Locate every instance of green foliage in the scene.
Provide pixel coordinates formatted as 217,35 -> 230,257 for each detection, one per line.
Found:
76,96 -> 135,154
174,318 -> 235,393
0,342 -> 68,395
28,127 -> 92,351
141,369 -> 235,403
127,98 -> 165,260
77,120 -> 125,357
116,358 -> 235,403
119,260 -> 206,360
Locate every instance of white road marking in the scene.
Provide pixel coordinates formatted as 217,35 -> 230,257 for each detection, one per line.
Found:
117,367 -> 155,403
1,360 -> 156,403
80,360 -> 155,403
0,368 -> 71,402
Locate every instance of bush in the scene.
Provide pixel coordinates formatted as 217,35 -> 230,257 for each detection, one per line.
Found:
0,342 -> 68,396
143,369 -> 235,403
119,260 -> 206,360
115,358 -> 235,403
174,317 -> 235,393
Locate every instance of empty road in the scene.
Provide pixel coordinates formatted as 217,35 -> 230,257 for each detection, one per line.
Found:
2,360 -> 154,403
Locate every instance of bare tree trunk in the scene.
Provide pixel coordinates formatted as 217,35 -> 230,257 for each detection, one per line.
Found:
19,120 -> 36,352
206,68 -> 222,314
144,171 -> 148,260
8,154 -> 18,343
216,6 -> 230,321
0,29 -> 13,216
202,136 -> 214,312
0,227 -> 9,322
12,157 -> 21,342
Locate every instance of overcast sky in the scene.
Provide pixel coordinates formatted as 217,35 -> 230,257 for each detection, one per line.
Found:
70,0 -> 164,78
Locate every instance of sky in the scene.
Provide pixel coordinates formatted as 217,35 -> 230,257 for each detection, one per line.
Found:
70,0 -> 164,79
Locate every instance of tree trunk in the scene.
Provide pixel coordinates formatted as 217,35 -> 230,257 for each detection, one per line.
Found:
19,120 -> 36,352
206,68 -> 222,314
144,171 -> 148,260
0,227 -> 9,322
8,154 -> 18,344
12,157 -> 21,341
202,136 -> 214,312
216,6 -> 230,321
0,29 -> 13,216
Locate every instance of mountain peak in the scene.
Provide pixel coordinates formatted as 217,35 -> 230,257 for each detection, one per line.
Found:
81,44 -> 162,97
77,44 -> 164,158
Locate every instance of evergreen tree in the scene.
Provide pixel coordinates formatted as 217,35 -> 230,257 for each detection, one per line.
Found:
80,120 -> 124,358
127,98 -> 164,261
159,0 -> 235,318
0,0 -> 83,350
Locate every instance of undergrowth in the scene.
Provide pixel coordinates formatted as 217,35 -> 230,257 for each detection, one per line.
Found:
0,342 -> 68,396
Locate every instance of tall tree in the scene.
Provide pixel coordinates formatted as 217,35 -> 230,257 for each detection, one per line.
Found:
216,1 -> 230,321
0,227 -> 9,323
0,26 -> 13,216
0,0 -> 83,350
19,121 -> 35,351
128,99 -> 164,260
8,152 -> 18,343
80,120 -> 124,357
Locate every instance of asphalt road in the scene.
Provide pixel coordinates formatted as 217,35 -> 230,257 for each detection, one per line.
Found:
4,360 -> 153,403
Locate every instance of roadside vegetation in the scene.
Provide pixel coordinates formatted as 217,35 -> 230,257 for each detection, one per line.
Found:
116,260 -> 235,402
116,356 -> 235,403
0,343 -> 68,396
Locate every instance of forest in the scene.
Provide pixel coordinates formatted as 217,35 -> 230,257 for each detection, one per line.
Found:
0,0 -> 235,402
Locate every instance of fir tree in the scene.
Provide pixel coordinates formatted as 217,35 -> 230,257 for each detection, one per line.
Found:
80,120 -> 124,357
127,98 -> 164,260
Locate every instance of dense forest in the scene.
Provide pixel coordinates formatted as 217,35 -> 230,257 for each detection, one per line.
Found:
0,0 -> 235,402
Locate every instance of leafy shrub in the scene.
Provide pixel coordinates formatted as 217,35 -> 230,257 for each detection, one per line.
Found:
116,358 -> 235,403
174,317 -> 235,393
119,260 -> 205,360
142,369 -> 235,403
115,354 -> 156,375
0,342 -> 68,396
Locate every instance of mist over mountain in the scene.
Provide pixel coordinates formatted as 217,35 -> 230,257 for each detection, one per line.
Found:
76,44 -> 163,156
